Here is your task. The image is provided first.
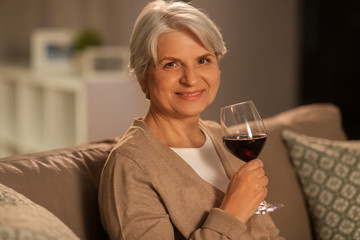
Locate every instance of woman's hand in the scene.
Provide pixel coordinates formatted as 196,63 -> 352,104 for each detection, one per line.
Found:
219,159 -> 268,224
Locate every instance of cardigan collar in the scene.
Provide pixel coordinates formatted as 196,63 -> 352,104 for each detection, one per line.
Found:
130,118 -> 243,201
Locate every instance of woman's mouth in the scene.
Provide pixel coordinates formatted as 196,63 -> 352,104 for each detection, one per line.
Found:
175,90 -> 204,100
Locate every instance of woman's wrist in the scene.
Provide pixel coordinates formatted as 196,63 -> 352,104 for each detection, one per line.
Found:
204,208 -> 247,238
219,201 -> 250,224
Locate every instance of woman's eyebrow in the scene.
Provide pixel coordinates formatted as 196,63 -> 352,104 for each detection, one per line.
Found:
198,53 -> 216,59
158,52 -> 215,63
158,56 -> 180,63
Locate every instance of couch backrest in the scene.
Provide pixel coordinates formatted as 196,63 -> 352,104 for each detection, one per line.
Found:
261,103 -> 347,240
0,138 -> 118,240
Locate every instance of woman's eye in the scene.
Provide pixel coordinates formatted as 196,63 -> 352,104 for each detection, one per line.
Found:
164,62 -> 177,68
198,58 -> 210,65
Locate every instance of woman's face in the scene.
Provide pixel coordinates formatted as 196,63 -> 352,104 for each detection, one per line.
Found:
143,30 -> 220,120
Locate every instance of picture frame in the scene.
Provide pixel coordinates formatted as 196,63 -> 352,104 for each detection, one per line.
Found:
80,46 -> 130,81
31,29 -> 76,74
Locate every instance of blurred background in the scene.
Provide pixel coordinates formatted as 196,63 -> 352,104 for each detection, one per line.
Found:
0,0 -> 359,157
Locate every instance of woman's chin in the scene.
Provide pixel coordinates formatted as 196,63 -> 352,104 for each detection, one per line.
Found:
176,105 -> 208,118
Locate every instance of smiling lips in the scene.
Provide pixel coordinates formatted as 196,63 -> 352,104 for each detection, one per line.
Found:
175,90 -> 205,100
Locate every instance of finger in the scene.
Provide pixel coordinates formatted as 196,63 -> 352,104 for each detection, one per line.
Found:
242,159 -> 264,171
252,159 -> 264,167
254,177 -> 269,195
254,167 -> 266,178
260,175 -> 269,187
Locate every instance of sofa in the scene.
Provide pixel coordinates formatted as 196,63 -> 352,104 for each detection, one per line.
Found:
0,103 -> 351,240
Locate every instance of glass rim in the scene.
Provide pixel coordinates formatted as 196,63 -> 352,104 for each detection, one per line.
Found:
220,100 -> 254,110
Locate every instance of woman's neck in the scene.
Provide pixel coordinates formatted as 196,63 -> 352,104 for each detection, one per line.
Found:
143,111 -> 205,148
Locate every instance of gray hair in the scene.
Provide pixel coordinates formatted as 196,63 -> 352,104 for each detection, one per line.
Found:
129,0 -> 227,85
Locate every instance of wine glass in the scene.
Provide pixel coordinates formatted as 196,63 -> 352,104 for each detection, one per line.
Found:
220,100 -> 283,214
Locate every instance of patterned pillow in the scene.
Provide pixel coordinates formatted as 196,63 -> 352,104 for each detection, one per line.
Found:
282,130 -> 360,240
0,183 -> 79,240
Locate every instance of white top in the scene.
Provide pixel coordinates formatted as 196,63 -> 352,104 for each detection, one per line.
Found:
171,131 -> 230,193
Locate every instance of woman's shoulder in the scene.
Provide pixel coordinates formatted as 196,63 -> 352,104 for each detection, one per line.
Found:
106,122 -> 170,168
111,125 -> 151,158
111,119 -> 150,150
102,127 -> 153,178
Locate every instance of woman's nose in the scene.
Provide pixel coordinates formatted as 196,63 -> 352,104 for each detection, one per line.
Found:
180,67 -> 198,86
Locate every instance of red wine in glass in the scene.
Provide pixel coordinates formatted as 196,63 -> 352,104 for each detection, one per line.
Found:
223,133 -> 267,162
220,101 -> 283,214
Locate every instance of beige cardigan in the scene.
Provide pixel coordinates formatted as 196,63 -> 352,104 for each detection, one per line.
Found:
98,119 -> 284,239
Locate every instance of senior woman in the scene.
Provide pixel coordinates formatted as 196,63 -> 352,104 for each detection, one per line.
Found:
98,1 -> 284,239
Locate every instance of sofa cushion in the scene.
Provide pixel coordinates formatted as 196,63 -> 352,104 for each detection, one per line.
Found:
0,183 -> 79,240
0,139 -> 118,240
260,103 -> 347,240
282,129 -> 360,240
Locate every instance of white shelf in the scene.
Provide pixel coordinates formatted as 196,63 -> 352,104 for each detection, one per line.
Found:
0,77 -> 16,135
17,83 -> 45,146
0,64 -> 148,157
43,89 -> 77,149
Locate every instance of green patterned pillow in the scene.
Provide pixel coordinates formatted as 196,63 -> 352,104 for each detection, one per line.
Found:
282,130 -> 360,240
0,183 -> 79,240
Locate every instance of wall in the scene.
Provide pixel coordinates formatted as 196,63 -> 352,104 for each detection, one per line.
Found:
0,0 -> 300,121
195,0 -> 300,120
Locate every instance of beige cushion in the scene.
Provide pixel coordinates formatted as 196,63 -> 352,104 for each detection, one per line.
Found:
0,183 -> 79,239
282,130 -> 360,240
260,103 -> 347,240
0,139 -> 118,240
